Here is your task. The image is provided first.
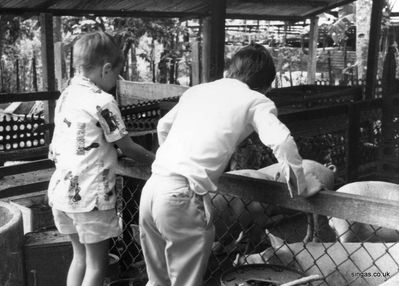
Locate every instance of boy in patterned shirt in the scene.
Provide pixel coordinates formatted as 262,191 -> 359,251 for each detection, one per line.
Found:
48,32 -> 154,286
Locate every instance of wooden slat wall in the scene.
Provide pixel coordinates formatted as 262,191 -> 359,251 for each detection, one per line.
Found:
117,81 -> 188,106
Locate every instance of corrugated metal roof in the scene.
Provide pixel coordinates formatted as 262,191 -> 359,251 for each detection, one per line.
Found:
0,0 -> 355,20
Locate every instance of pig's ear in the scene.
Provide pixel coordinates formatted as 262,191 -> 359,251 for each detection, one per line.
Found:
265,229 -> 285,249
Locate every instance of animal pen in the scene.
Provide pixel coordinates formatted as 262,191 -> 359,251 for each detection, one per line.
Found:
1,0 -> 399,286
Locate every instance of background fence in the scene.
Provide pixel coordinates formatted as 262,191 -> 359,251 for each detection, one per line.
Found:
0,84 -> 397,285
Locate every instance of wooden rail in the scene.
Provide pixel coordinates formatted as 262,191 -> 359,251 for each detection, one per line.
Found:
100,157 -> 399,231
0,91 -> 60,104
218,174 -> 399,231
0,146 -> 49,163
1,155 -> 398,231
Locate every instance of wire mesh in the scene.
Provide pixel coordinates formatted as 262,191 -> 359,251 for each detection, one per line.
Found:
109,98 -> 397,286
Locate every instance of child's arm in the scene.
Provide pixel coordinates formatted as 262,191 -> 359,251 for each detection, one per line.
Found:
115,135 -> 155,166
250,99 -> 322,198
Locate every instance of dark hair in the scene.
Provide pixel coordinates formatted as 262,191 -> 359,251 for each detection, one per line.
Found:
73,31 -> 124,72
225,44 -> 276,91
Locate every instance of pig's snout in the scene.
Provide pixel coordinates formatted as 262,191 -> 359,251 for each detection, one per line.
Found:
325,164 -> 337,173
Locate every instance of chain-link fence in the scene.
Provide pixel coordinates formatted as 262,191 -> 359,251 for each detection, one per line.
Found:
107,97 -> 398,285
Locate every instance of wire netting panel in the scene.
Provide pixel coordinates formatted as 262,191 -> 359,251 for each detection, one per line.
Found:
358,106 -> 383,179
110,176 -> 147,280
111,99 -> 393,285
208,192 -> 399,286
113,178 -> 399,286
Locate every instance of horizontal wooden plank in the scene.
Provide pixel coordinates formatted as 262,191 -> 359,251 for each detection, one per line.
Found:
0,146 -> 49,163
0,91 -> 60,104
0,181 -> 49,199
279,98 -> 382,122
1,190 -> 47,202
217,174 -> 399,230
0,8 -> 207,18
0,168 -> 53,192
114,158 -> 399,230
0,159 -> 54,177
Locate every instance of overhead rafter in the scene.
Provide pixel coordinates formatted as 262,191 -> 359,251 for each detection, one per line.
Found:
0,0 -> 356,21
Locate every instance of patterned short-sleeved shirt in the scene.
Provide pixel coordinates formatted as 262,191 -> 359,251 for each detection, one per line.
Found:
48,76 -> 128,212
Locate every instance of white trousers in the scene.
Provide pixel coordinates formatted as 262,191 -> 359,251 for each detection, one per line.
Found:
139,174 -> 215,286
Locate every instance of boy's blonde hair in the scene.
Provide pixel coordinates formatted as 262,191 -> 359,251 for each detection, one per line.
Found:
73,31 -> 124,72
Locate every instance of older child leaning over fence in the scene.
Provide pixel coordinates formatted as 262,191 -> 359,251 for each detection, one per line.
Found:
47,31 -> 154,286
139,43 -> 323,286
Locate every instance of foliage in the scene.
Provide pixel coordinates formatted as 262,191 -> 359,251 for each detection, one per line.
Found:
60,16 -> 189,83
0,16 -> 42,92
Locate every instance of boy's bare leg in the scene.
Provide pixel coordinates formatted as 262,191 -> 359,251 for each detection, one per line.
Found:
82,239 -> 109,286
67,234 -> 86,286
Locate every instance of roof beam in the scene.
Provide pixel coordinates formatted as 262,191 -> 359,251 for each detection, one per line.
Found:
304,0 -> 355,18
234,0 -> 330,8
0,8 -> 208,18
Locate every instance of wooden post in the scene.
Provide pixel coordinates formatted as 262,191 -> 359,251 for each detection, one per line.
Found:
16,59 -> 20,92
364,0 -> 384,99
328,51 -> 333,84
69,46 -> 74,78
21,58 -> 26,91
307,16 -> 319,85
191,40 -> 201,85
0,58 -> 3,92
201,0 -> 226,83
54,16 -> 66,90
32,55 -> 38,92
131,45 -> 139,81
54,42 -> 65,90
40,13 -> 56,143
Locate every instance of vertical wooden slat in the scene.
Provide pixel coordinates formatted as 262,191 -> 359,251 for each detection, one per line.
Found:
16,59 -> 20,92
54,16 -> 66,91
364,0 -> 384,99
40,13 -> 56,143
201,0 -> 226,83
54,42 -> 66,90
32,55 -> 38,92
191,40 -> 201,86
307,16 -> 319,84
69,46 -> 74,78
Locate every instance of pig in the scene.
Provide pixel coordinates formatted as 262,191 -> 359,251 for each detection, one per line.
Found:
329,181 -> 399,242
236,229 -> 398,286
212,159 -> 336,254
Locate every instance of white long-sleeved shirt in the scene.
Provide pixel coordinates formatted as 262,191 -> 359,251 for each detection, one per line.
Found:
152,78 -> 307,197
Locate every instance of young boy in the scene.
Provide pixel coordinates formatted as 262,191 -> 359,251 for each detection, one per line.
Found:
139,43 -> 322,286
48,31 -> 154,286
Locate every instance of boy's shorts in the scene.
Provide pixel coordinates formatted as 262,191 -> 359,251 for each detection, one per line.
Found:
52,208 -> 122,244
